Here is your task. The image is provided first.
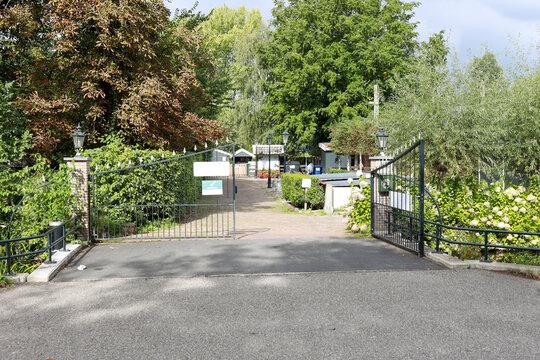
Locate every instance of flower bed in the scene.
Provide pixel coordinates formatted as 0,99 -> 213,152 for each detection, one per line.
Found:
257,169 -> 280,178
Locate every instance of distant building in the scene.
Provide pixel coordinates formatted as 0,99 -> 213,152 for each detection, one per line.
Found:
234,148 -> 255,163
318,143 -> 350,174
252,144 -> 285,171
211,149 -> 232,162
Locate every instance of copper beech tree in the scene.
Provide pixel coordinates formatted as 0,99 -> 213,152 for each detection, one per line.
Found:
1,0 -> 223,157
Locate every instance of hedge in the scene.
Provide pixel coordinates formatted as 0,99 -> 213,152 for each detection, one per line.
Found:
328,168 -> 351,174
0,158 -> 76,274
83,138 -> 202,230
281,174 -> 325,209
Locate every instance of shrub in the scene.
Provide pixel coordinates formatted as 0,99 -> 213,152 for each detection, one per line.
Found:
345,173 -> 540,263
83,137 -> 202,231
0,157 -> 77,274
281,174 -> 324,209
328,168 -> 351,174
344,179 -> 371,234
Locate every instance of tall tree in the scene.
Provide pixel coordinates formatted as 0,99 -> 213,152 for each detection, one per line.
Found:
1,0 -> 222,159
261,0 -> 419,154
197,6 -> 269,147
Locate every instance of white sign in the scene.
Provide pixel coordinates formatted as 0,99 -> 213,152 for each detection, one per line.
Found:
389,191 -> 413,212
301,178 -> 312,188
194,162 -> 230,177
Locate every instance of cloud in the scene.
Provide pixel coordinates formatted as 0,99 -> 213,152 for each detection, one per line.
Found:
413,0 -> 539,62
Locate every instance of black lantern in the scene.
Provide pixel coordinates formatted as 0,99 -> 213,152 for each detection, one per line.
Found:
376,127 -> 388,156
282,128 -> 289,173
72,123 -> 85,157
267,133 -> 272,188
254,139 -> 259,178
282,127 -> 289,145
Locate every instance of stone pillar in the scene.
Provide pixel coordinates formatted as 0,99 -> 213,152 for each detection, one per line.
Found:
324,184 -> 334,214
64,157 -> 92,243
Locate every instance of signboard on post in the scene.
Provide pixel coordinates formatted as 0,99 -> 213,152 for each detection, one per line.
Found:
194,162 -> 230,177
301,178 -> 312,188
202,180 -> 223,196
379,175 -> 394,193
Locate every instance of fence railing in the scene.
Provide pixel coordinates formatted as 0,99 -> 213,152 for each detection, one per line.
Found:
425,220 -> 540,262
1,218 -> 79,275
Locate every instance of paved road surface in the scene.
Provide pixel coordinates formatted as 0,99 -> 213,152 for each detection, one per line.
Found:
1,270 -> 539,359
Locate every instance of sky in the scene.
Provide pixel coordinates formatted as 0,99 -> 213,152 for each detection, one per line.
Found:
167,0 -> 540,66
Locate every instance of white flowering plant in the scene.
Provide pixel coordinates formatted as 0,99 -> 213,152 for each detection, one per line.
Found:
424,176 -> 540,264
345,177 -> 371,234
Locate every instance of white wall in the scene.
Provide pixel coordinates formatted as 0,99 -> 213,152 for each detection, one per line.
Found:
258,156 -> 280,170
333,187 -> 352,210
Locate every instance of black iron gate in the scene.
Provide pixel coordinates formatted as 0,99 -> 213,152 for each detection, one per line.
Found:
371,140 -> 425,256
90,144 -> 236,241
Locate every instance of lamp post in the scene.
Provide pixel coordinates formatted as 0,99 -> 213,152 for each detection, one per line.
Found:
376,127 -> 389,156
254,139 -> 259,178
72,123 -> 86,157
282,127 -> 289,173
267,133 -> 272,188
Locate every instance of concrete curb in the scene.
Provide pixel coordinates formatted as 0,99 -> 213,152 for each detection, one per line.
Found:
26,244 -> 84,283
425,247 -> 540,277
7,273 -> 29,283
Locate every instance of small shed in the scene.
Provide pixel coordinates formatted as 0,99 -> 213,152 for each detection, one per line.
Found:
212,149 -> 232,162
234,148 -> 255,163
318,143 -> 350,174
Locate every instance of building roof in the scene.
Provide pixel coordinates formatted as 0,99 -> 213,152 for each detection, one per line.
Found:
213,149 -> 232,157
235,148 -> 255,158
318,142 -> 332,152
252,144 -> 285,155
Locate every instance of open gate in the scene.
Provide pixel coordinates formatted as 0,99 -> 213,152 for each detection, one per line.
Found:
370,140 -> 425,256
90,144 -> 236,241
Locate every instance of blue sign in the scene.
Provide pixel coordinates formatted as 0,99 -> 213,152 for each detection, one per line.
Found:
202,180 -> 223,195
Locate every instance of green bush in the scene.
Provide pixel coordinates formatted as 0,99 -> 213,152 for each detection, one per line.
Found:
424,176 -> 540,261
328,168 -> 351,174
0,157 -> 77,274
281,174 -> 325,209
345,173 -> 540,264
83,137 -> 202,234
343,179 -> 371,234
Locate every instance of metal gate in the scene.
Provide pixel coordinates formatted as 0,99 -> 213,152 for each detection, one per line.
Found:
371,140 -> 425,256
90,144 -> 236,241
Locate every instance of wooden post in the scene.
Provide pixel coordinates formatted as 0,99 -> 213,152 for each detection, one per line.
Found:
369,80 -> 380,118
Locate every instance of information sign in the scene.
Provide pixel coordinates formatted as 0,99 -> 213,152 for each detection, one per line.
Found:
202,180 -> 223,196
301,178 -> 312,188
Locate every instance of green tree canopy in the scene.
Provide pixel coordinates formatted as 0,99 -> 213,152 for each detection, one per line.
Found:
330,117 -> 377,156
261,0 -> 419,154
197,6 -> 269,147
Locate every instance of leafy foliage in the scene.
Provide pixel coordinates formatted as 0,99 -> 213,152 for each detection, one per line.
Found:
1,0 -> 223,158
379,48 -> 540,179
83,136 -> 202,233
330,117 -> 378,156
198,6 -> 269,147
262,0 -> 419,153
281,174 -> 324,209
0,82 -> 32,163
343,180 -> 371,234
345,174 -> 540,263
0,158 -> 76,274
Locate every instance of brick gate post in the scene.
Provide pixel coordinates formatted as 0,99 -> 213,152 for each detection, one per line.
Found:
64,156 -> 92,243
